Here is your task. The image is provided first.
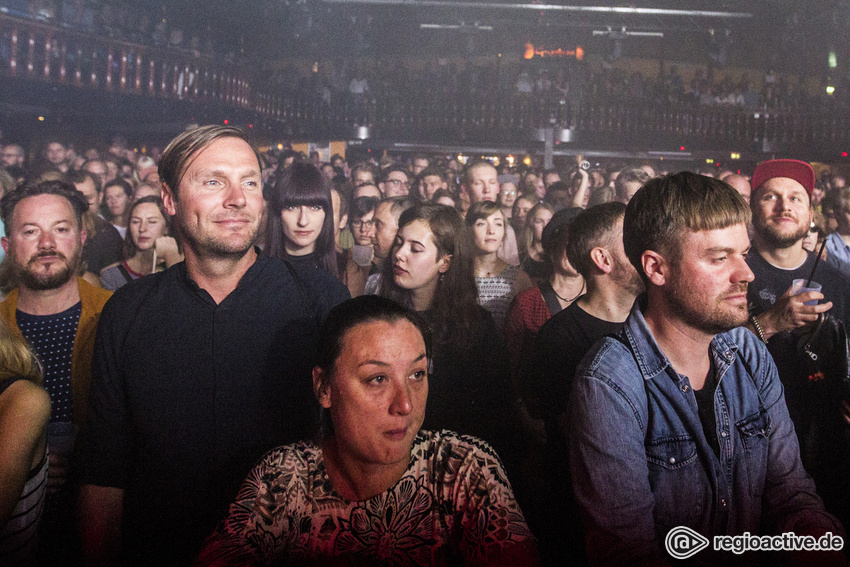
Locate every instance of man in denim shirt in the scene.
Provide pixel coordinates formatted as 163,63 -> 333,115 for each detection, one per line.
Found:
569,172 -> 844,566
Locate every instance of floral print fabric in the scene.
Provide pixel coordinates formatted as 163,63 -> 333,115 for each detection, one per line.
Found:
197,430 -> 535,566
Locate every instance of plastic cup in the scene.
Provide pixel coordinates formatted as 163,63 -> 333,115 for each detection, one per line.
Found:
792,279 -> 822,306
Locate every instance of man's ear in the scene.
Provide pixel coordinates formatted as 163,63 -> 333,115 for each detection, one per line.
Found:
438,254 -> 452,274
79,229 -> 87,247
313,367 -> 332,409
1,236 -> 8,255
641,250 -> 668,287
589,247 -> 613,274
161,184 -> 177,216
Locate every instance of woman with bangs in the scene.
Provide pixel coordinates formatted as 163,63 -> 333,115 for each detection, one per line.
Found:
265,161 -> 339,278
466,201 -> 532,330
378,203 -> 520,474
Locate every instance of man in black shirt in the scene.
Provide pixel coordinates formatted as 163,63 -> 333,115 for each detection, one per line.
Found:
532,202 -> 643,564
78,126 -> 349,566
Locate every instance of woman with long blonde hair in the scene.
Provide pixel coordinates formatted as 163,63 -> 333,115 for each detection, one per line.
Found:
0,317 -> 50,564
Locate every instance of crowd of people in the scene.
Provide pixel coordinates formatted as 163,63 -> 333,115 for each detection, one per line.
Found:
1,126 -> 850,566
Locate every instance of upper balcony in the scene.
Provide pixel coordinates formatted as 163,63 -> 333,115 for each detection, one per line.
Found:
1,12 -> 847,161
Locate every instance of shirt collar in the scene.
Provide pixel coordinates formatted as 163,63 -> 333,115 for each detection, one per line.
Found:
621,294 -> 739,382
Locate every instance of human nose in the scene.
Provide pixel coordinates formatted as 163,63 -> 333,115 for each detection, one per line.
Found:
297,207 -> 309,226
222,181 -> 246,208
38,230 -> 56,249
389,380 -> 413,415
735,257 -> 755,283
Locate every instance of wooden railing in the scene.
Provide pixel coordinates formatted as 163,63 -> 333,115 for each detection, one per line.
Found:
2,12 -> 848,152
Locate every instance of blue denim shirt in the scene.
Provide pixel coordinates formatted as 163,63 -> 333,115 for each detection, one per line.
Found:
569,300 -> 843,566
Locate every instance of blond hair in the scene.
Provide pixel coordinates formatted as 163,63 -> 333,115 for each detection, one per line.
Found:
0,317 -> 41,383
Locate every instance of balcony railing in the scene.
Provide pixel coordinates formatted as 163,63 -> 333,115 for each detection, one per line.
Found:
1,12 -> 848,152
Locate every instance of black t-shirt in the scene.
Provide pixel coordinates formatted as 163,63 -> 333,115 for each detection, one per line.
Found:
82,217 -> 124,274
534,301 -> 624,421
747,249 -> 850,331
693,363 -> 719,459
419,306 -> 518,469
78,254 -> 349,566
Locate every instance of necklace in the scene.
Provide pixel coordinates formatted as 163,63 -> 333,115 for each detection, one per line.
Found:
552,278 -> 585,303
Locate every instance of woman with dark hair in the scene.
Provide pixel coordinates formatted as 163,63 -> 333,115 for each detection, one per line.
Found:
0,317 -> 50,564
466,201 -> 532,330
197,296 -> 538,566
102,178 -> 133,238
265,161 -> 339,277
378,203 -> 519,469
99,197 -> 177,290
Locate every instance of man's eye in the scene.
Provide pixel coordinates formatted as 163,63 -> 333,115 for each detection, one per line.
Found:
411,370 -> 426,381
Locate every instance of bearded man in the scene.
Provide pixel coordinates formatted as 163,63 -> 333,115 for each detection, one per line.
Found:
569,172 -> 843,565
0,179 -> 112,563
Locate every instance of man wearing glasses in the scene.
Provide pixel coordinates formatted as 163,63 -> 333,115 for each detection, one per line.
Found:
378,165 -> 411,197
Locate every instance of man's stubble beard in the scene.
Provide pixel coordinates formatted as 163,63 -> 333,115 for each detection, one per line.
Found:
14,247 -> 82,291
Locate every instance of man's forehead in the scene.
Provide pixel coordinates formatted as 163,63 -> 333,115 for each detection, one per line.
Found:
757,176 -> 808,195
13,194 -> 76,223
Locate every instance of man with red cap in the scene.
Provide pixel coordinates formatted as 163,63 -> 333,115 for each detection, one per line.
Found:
745,158 -> 850,534
746,159 -> 849,337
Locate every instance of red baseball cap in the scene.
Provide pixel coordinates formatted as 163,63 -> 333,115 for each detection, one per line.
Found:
751,159 -> 815,196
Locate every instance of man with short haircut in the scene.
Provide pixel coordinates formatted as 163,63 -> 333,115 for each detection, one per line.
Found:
416,166 -> 447,200
543,181 -> 573,211
614,167 -> 651,204
411,154 -> 430,176
724,173 -> 752,204
570,172 -> 843,565
67,170 -> 124,276
542,168 -> 561,189
0,179 -> 112,563
535,202 -> 643,441
351,162 -> 378,188
41,140 -> 70,174
378,165 -> 411,197
461,160 -> 500,205
78,126 -> 349,565
2,143 -> 25,168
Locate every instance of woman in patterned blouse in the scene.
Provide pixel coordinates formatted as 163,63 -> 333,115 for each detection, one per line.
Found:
196,296 -> 539,566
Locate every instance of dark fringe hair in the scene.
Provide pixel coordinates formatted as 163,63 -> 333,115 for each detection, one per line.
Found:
265,161 -> 339,278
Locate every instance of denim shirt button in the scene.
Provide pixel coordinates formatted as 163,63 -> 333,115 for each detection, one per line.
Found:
721,499 -> 728,507
720,431 -> 728,438
681,385 -> 690,393
669,457 -> 676,464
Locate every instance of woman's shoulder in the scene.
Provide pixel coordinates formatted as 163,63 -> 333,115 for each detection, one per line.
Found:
412,430 -> 508,483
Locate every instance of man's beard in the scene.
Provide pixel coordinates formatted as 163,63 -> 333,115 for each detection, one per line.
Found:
14,248 -> 81,291
611,254 -> 645,297
668,277 -> 750,335
754,214 -> 809,249
175,212 -> 260,260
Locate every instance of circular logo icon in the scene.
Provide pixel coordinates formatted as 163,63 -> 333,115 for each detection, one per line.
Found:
665,526 -> 709,560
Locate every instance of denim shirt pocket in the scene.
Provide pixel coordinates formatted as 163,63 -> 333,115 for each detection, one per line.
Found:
736,408 -> 771,499
646,436 -> 704,526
